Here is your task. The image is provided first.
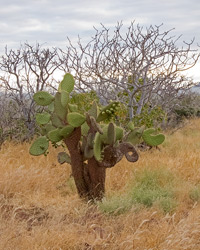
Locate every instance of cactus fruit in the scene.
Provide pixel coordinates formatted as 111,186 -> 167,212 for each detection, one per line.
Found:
33,91 -> 54,106
57,152 -> 71,164
36,113 -> 51,125
96,102 -> 120,122
142,128 -> 165,146
67,112 -> 86,127
59,73 -> 75,93
29,137 -> 49,156
59,125 -> 74,138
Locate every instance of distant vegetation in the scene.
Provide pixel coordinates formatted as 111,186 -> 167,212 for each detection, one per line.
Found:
0,22 -> 199,146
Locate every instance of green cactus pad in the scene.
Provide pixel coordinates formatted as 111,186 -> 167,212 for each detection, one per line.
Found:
84,147 -> 94,159
57,152 -> 71,164
48,128 -> 63,143
81,122 -> 90,136
93,132 -> 104,162
127,121 -> 135,131
100,125 -> 109,144
107,123 -> 116,145
51,113 -> 64,128
33,91 -> 54,106
96,102 -> 120,122
115,126 -> 124,141
54,92 -> 68,120
81,136 -> 87,153
36,113 -> 51,125
41,124 -> 56,136
142,128 -> 165,146
59,73 -> 75,93
88,101 -> 99,119
29,137 -> 49,156
85,114 -> 103,134
87,133 -> 94,148
67,112 -> 86,127
68,103 -> 78,112
126,128 -> 143,145
61,90 -> 69,107
84,134 -> 94,159
59,125 -> 74,138
48,102 -> 54,112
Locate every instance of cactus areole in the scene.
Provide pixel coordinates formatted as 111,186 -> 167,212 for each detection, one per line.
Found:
29,73 -> 165,201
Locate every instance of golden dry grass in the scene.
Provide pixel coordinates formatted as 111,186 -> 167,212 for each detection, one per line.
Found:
1,118 -> 200,249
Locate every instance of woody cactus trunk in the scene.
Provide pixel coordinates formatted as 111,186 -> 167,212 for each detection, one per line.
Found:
29,73 -> 165,201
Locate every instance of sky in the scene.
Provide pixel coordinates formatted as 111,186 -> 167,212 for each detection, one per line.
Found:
0,0 -> 200,81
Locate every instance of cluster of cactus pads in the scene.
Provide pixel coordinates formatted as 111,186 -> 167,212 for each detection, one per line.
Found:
29,73 -> 165,200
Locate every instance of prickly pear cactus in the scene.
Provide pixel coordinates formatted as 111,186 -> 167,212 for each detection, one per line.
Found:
29,137 -> 49,156
29,73 -> 165,201
142,128 -> 165,147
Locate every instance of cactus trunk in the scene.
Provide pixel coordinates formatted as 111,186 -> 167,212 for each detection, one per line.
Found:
87,158 -> 106,200
64,127 -> 105,201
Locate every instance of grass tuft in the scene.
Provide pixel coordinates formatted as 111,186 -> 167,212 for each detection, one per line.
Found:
99,168 -> 177,215
130,168 -> 176,211
189,185 -> 200,202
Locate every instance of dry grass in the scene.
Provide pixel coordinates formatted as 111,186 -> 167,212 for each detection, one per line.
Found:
1,118 -> 200,249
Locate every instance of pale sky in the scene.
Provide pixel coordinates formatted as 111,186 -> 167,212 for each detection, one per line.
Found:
0,0 -> 200,80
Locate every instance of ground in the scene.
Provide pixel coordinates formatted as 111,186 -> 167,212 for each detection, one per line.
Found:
0,118 -> 200,249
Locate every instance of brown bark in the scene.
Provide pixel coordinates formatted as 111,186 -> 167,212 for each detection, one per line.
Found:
64,128 -> 138,201
86,158 -> 106,200
64,127 -> 106,201
64,127 -> 88,198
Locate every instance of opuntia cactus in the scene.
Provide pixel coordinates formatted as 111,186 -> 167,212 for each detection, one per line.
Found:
29,73 -> 165,201
142,128 -> 165,146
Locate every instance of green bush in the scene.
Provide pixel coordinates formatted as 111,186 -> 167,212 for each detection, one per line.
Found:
189,186 -> 200,202
70,91 -> 100,114
129,169 -> 175,209
98,195 -> 132,215
98,168 -> 177,215
132,105 -> 166,128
